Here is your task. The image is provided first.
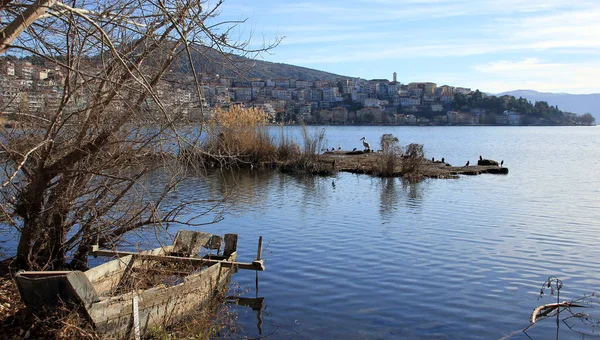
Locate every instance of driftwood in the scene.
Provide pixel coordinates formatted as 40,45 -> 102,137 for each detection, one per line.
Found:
530,302 -> 586,323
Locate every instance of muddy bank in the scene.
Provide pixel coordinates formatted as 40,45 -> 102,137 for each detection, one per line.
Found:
319,151 -> 508,179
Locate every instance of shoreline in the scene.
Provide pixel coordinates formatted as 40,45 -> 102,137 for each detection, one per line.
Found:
316,151 -> 508,179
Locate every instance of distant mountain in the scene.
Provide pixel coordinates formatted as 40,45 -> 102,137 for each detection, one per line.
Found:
497,90 -> 599,121
176,45 -> 346,81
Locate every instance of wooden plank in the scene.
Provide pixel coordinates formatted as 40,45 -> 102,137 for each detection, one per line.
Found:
15,271 -> 99,310
85,255 -> 133,297
90,246 -> 264,271
256,236 -> 263,261
172,230 -> 212,256
206,235 -> 223,251
223,234 -> 238,257
132,295 -> 140,340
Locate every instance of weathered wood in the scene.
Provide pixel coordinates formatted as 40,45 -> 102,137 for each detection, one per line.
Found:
256,236 -> 263,261
172,230 -> 212,256
87,256 -> 236,338
223,234 -> 238,257
15,231 -> 261,339
530,301 -> 586,323
132,295 -> 140,340
206,235 -> 223,252
15,271 -> 99,310
90,246 -> 264,271
86,255 -> 134,297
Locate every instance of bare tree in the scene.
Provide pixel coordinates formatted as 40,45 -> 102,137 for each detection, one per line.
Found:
581,113 -> 595,126
0,0 -> 278,270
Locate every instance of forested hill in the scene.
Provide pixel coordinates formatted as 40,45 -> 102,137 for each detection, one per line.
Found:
454,90 -> 596,125
176,45 -> 346,81
497,90 -> 600,121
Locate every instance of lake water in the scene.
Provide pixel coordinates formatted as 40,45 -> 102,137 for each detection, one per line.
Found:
191,126 -> 600,339
2,126 -> 600,339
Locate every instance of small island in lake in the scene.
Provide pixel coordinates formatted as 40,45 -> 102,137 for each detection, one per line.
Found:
318,150 -> 508,179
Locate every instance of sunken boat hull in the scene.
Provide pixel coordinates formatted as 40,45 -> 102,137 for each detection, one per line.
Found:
16,231 -> 262,339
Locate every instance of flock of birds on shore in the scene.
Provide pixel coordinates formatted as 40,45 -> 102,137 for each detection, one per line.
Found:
320,137 -> 504,168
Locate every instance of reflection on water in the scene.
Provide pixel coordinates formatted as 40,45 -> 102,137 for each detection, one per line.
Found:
2,126 -> 600,339
378,177 -> 425,220
379,178 -> 400,220
189,126 -> 600,340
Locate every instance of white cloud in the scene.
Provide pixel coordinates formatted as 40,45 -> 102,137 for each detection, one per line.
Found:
219,0 -> 600,92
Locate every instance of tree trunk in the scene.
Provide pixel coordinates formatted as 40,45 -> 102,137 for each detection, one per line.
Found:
70,224 -> 93,271
15,223 -> 34,269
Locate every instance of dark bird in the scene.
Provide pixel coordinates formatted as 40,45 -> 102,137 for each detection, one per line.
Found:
332,180 -> 336,188
500,160 -> 504,167
352,147 -> 357,152
479,155 -> 483,161
338,146 -> 342,150
441,157 -> 445,163
360,137 -> 371,151
432,157 -> 435,162
465,160 -> 470,167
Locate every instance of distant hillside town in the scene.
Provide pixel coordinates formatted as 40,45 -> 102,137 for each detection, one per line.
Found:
1,58 -> 594,126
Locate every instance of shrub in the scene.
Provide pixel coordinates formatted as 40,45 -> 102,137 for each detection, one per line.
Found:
378,134 -> 402,176
401,143 -> 425,180
205,105 -> 276,165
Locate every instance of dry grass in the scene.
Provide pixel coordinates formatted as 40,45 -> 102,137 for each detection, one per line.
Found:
279,125 -> 333,175
276,125 -> 301,161
188,112 -> 332,175
204,105 -> 276,165
144,284 -> 241,340
0,260 -> 98,339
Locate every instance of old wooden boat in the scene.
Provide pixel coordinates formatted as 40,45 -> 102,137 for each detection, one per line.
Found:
15,230 -> 265,339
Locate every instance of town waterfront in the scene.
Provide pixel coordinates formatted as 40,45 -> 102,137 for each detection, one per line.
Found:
2,126 -> 599,338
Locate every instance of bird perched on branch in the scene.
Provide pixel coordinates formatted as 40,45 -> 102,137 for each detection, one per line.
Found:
360,137 -> 371,151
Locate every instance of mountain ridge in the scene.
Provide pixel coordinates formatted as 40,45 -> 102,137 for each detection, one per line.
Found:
496,90 -> 599,120
177,45 -> 347,81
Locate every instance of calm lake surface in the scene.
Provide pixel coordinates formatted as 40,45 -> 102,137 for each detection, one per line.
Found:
196,126 -> 600,339
2,126 -> 600,339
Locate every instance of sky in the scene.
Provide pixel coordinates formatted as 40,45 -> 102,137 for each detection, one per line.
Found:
212,0 -> 600,94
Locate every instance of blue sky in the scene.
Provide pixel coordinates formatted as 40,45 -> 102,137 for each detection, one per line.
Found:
214,0 -> 600,94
